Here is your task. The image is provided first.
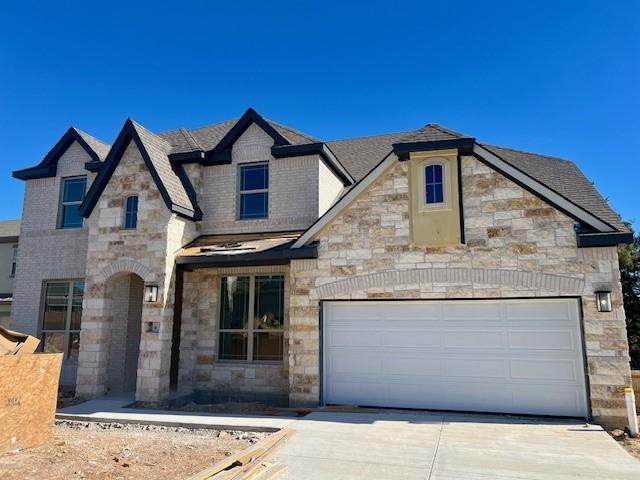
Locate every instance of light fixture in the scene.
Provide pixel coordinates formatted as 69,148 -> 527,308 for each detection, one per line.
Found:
144,284 -> 158,303
595,290 -> 612,312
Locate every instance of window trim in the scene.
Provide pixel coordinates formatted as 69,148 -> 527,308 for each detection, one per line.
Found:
58,176 -> 87,229
238,162 -> 269,220
122,195 -> 139,230
10,244 -> 17,277
419,159 -> 451,211
40,279 -> 84,362
217,274 -> 285,364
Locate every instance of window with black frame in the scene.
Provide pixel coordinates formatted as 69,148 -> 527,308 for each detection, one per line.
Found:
218,275 -> 284,361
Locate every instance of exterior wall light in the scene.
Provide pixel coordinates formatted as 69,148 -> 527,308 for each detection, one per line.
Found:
144,284 -> 159,303
595,290 -> 612,312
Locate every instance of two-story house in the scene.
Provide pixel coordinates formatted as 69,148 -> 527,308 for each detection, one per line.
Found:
11,108 -> 634,427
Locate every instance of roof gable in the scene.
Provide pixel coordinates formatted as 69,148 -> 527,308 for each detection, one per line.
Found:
79,119 -> 201,220
202,108 -> 291,164
13,127 -> 110,180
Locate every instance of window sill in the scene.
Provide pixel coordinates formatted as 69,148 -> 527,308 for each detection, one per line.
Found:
215,360 -> 284,367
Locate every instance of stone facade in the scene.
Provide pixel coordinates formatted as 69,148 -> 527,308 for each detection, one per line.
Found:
178,265 -> 290,404
288,156 -> 631,427
75,140 -> 198,402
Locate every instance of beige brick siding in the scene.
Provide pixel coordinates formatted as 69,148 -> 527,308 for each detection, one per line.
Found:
178,265 -> 289,402
288,156 -> 631,428
190,124 -> 323,234
11,141 -> 95,386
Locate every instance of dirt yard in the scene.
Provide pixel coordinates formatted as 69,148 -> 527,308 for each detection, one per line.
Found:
0,420 -> 269,480
619,435 -> 640,461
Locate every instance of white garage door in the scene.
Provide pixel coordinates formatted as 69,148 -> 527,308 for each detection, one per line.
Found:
323,299 -> 588,417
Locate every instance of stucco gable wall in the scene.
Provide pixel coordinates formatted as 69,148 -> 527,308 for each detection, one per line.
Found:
288,155 -> 630,428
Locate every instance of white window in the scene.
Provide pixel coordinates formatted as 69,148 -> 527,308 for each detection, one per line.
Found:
59,176 -> 87,229
239,163 -> 268,220
41,280 -> 84,360
218,275 -> 284,362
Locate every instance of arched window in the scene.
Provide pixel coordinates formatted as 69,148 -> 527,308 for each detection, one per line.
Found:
424,163 -> 444,205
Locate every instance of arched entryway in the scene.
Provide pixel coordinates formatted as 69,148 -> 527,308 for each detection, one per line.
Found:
104,272 -> 144,393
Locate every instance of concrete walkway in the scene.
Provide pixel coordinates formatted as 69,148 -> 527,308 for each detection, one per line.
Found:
56,396 -> 294,432
270,411 -> 640,479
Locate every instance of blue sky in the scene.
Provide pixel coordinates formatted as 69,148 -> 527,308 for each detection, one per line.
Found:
1,1 -> 638,227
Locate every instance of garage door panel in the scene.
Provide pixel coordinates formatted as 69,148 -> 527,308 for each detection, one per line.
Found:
508,331 -> 576,350
510,359 -> 579,381
444,358 -> 508,378
505,301 -> 573,321
323,299 -> 588,417
443,330 -> 507,349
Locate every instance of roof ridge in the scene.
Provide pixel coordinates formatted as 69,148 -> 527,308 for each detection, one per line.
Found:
179,128 -> 203,151
423,123 -> 470,139
129,119 -> 172,151
327,130 -> 412,143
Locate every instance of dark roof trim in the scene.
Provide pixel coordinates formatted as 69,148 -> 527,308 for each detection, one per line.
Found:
79,119 -> 201,221
0,236 -> 19,244
202,107 -> 290,164
13,127 -> 105,180
176,242 -> 318,269
85,161 -> 103,172
576,231 -> 633,247
271,143 -> 355,186
393,138 -> 476,160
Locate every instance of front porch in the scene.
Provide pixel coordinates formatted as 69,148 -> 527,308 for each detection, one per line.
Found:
74,231 -> 317,406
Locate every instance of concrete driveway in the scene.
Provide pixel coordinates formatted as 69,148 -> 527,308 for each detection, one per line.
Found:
270,411 -> 640,479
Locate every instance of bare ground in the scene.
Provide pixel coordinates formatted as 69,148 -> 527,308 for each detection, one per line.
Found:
619,435 -> 640,461
0,420 -> 269,480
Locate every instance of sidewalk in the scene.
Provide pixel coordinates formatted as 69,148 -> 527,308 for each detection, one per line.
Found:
57,395 -> 294,432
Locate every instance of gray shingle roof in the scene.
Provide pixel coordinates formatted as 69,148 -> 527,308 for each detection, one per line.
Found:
75,129 -> 111,160
159,118 -> 318,154
395,123 -> 472,143
482,144 -> 628,232
0,220 -> 20,238
130,121 -> 197,215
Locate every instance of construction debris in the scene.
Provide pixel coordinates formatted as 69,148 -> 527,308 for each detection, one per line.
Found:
189,428 -> 295,480
0,326 -> 62,452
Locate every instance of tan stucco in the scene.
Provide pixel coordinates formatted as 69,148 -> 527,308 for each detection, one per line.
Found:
408,149 -> 461,246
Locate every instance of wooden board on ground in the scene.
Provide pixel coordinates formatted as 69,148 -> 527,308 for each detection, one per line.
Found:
189,428 -> 295,480
0,353 -> 62,452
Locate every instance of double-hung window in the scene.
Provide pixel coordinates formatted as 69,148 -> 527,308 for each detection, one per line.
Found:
218,275 -> 284,362
239,163 -> 268,220
123,195 -> 138,229
59,176 -> 87,229
41,280 -> 84,360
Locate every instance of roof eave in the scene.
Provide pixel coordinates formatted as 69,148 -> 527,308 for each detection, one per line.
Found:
576,231 -> 633,247
392,138 -> 476,160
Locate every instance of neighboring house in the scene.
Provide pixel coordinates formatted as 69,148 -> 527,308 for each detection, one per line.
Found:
11,108 -> 634,427
0,219 -> 20,327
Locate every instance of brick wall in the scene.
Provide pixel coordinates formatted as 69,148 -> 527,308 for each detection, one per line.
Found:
11,141 -> 95,386
288,155 -> 631,428
190,124 -> 323,234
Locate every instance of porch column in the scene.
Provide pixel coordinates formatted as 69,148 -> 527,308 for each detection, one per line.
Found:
135,272 -> 175,403
76,281 -> 111,398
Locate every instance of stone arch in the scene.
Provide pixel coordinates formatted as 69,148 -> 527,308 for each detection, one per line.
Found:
315,267 -> 586,299
94,257 -> 156,284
